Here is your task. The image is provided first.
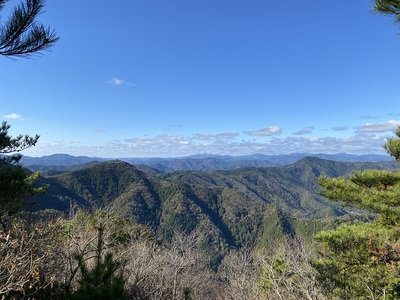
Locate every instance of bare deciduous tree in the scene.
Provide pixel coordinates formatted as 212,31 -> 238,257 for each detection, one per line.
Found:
0,214 -> 61,299
218,248 -> 262,300
125,230 -> 219,300
259,238 -> 326,300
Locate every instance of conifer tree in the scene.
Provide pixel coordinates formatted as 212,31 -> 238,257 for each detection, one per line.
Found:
313,4 -> 400,296
374,0 -> 400,24
0,0 -> 57,220
70,223 -> 127,300
0,122 -> 45,226
314,129 -> 400,299
63,210 -> 127,300
0,0 -> 59,58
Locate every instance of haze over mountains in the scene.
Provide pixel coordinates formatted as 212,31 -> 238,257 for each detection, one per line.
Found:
21,152 -> 393,173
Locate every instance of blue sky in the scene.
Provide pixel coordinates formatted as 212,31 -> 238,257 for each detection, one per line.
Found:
1,0 -> 400,158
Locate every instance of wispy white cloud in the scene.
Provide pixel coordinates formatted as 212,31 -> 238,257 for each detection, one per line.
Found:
192,132 -> 238,140
4,113 -> 23,120
357,120 -> 400,133
106,77 -> 136,87
245,126 -> 282,136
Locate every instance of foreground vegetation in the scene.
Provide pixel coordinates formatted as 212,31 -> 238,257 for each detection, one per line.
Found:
1,208 -> 329,300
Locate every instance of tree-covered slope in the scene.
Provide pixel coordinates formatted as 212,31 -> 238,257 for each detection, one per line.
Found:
160,157 -> 400,218
36,161 -> 273,265
33,157 -> 399,265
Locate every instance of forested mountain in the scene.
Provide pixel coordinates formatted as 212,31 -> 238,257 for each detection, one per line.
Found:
160,157 -> 400,217
36,160 -> 271,265
32,157 -> 399,265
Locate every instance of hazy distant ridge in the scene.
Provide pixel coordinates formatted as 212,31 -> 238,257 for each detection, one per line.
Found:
22,152 -> 393,173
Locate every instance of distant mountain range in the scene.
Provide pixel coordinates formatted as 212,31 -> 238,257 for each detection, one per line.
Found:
21,152 -> 393,173
30,156 -> 400,265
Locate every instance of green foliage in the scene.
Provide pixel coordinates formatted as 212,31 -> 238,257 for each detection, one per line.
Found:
34,157 -> 395,270
0,122 -> 46,219
314,222 -> 400,299
63,210 -> 128,300
71,250 -> 126,300
374,0 -> 400,24
260,209 -> 287,249
384,127 -> 400,160
45,162 -> 280,267
0,164 -> 45,215
315,128 -> 400,299
0,0 -> 59,58
160,157 -> 372,219
319,169 -> 400,226
0,122 -> 39,157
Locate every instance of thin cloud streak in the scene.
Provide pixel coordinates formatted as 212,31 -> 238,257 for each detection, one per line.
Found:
245,126 -> 282,136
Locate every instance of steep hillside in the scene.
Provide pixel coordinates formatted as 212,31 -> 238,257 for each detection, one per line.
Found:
160,157 -> 400,218
35,161 -> 272,265
32,158 -> 397,265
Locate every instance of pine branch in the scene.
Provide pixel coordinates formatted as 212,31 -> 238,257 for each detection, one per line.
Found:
0,0 -> 59,58
374,0 -> 400,23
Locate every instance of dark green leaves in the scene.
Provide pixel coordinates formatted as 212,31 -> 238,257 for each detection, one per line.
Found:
0,0 -> 59,58
0,121 -> 39,156
0,122 -> 45,217
374,0 -> 400,23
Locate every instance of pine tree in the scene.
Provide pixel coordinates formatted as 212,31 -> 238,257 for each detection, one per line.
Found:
314,5 -> 400,296
0,0 -> 57,221
314,128 -> 400,299
0,0 -> 58,217
0,122 -> 46,227
66,216 -> 127,300
0,0 -> 59,58
374,0 -> 400,24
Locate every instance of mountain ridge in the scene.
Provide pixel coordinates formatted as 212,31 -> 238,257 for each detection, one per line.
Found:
25,155 -> 400,269
31,157 -> 399,261
22,152 -> 393,173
